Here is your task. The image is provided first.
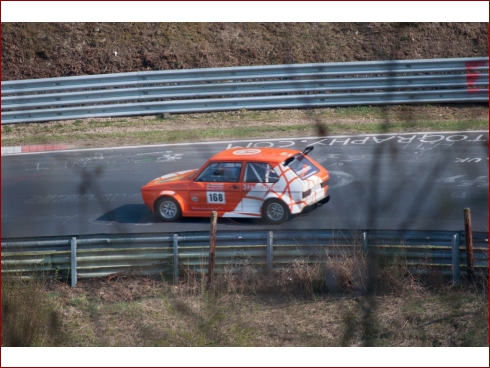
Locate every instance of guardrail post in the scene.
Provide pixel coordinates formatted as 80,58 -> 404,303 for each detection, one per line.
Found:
464,208 -> 474,280
208,211 -> 217,286
266,231 -> 273,275
173,234 -> 179,285
70,237 -> 77,287
362,232 -> 369,255
451,234 -> 461,286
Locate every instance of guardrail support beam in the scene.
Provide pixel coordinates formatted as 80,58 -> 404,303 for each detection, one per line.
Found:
451,233 -> 461,286
70,237 -> 77,287
173,234 -> 179,285
267,231 -> 274,274
208,211 -> 217,286
362,232 -> 369,255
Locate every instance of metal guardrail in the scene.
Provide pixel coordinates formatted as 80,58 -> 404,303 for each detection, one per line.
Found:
2,230 -> 488,287
2,57 -> 488,124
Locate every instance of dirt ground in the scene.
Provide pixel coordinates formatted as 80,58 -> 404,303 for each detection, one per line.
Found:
2,23 -> 488,80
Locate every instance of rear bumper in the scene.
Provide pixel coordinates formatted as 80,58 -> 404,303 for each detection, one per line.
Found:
299,194 -> 330,215
319,195 -> 330,205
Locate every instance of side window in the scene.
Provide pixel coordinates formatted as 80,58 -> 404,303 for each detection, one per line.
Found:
244,163 -> 279,183
196,162 -> 242,182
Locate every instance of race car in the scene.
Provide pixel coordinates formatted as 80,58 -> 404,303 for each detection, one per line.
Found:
140,146 -> 330,224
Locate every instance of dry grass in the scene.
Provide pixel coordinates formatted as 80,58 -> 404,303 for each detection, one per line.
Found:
3,253 -> 487,347
2,276 -> 66,347
1,104 -> 488,149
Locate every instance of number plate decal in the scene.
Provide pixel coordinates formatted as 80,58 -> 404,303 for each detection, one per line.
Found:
207,191 -> 226,204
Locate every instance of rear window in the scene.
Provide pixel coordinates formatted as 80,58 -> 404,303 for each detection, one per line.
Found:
286,156 -> 320,180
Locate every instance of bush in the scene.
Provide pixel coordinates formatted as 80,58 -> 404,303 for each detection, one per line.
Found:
2,277 -> 65,347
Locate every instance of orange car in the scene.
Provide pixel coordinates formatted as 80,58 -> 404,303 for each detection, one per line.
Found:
141,146 -> 330,224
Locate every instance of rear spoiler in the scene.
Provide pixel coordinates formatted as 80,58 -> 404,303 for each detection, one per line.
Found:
283,146 -> 314,166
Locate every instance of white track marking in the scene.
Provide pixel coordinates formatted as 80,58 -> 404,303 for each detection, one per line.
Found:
2,131 -> 487,156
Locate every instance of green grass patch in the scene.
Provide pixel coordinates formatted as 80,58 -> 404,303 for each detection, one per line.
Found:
1,104 -> 488,148
2,118 -> 487,148
332,105 -> 379,116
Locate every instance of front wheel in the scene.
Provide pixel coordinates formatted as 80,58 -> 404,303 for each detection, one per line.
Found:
155,197 -> 182,222
262,199 -> 289,224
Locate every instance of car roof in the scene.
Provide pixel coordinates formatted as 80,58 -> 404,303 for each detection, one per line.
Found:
209,147 -> 301,164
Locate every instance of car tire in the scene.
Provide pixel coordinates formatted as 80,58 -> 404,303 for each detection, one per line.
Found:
155,197 -> 182,222
262,199 -> 289,224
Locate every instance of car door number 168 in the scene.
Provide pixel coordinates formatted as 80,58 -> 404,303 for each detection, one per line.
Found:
207,191 -> 226,204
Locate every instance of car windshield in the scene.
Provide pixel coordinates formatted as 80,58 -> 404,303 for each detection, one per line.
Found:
286,155 -> 319,180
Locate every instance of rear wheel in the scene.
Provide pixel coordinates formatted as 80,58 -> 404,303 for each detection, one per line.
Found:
155,197 -> 182,222
262,199 -> 289,224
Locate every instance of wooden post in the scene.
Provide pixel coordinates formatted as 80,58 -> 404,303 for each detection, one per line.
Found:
266,231 -> 273,275
208,211 -> 217,285
464,208 -> 474,280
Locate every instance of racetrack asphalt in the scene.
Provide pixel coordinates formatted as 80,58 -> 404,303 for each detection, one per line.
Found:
1,131 -> 488,238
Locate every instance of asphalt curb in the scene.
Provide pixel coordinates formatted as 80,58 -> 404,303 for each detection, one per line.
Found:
1,144 -> 72,155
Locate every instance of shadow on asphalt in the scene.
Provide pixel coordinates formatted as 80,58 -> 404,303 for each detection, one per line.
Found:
96,204 -> 157,224
95,204 -> 264,226
94,204 -> 323,227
